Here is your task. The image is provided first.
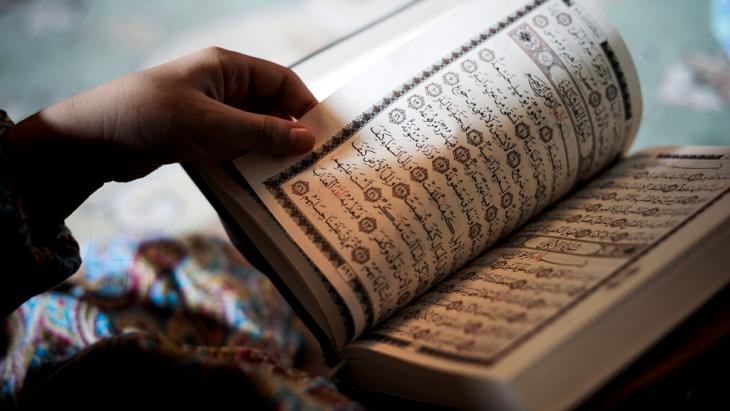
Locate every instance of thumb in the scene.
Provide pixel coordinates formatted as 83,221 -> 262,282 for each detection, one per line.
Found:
206,100 -> 315,157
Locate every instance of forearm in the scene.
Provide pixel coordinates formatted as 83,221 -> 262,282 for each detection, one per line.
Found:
0,111 -> 82,318
4,108 -> 113,225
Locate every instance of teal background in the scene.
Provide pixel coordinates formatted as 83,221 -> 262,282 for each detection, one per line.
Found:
607,0 -> 730,150
1,0 -> 729,149
0,0 -> 728,248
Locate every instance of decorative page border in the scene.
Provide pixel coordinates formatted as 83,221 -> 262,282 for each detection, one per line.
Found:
233,170 -> 358,341
600,41 -> 632,120
561,0 -> 632,121
263,0 -> 553,332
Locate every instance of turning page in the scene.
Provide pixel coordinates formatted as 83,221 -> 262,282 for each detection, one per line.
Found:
235,0 -> 641,338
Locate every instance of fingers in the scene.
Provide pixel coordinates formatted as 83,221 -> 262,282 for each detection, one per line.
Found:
221,50 -> 318,119
252,61 -> 318,118
204,99 -> 315,157
172,48 -> 319,158
242,98 -> 292,121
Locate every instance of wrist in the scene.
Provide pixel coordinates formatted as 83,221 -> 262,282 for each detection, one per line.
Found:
3,111 -> 107,225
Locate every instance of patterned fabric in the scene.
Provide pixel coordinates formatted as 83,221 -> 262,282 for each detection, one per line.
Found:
0,112 -> 359,409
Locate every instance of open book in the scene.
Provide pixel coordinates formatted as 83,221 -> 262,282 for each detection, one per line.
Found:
188,1 -> 730,409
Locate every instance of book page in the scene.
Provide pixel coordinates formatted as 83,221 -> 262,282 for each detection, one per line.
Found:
235,0 -> 641,337
364,147 -> 730,365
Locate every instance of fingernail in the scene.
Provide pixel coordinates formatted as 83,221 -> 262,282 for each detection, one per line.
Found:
288,127 -> 315,154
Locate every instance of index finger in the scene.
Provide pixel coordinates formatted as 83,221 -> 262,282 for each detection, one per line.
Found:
243,54 -> 318,119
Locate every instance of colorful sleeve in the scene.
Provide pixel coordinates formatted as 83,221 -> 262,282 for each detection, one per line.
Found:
0,110 -> 82,318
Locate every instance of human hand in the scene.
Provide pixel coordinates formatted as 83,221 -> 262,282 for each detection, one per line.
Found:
4,47 -> 318,223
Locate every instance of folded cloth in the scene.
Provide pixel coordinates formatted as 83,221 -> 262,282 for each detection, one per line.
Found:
1,234 -> 359,409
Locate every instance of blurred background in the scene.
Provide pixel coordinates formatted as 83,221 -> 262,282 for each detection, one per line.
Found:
1,0 -> 729,258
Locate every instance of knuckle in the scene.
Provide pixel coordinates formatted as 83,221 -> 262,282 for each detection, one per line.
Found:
259,116 -> 280,142
200,46 -> 230,66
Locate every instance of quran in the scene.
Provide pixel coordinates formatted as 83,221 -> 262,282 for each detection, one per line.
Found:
187,1 -> 730,409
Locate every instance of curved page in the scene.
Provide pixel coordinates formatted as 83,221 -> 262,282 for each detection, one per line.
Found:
236,0 -> 642,339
